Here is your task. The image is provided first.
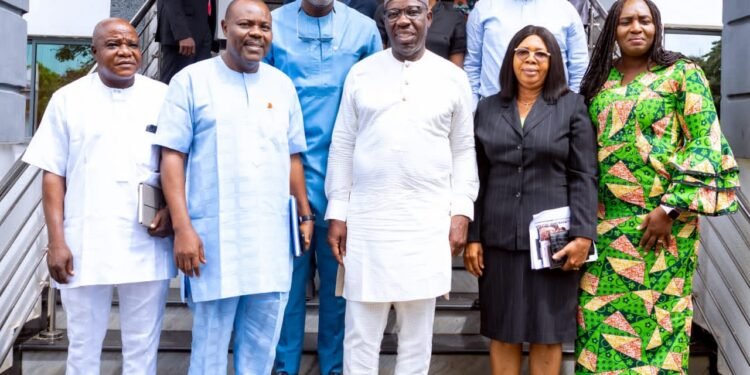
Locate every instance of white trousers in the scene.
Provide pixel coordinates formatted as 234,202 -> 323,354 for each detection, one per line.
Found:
344,298 -> 436,375
60,280 -> 169,375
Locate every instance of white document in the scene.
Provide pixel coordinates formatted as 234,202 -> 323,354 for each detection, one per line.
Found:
529,206 -> 598,270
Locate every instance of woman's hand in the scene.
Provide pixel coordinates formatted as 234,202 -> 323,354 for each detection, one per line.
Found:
463,242 -> 484,277
552,237 -> 592,271
638,207 -> 674,252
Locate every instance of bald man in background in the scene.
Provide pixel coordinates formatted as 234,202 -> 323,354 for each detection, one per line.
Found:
23,18 -> 175,374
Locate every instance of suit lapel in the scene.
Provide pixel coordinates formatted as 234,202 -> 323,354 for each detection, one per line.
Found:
500,101 -> 523,137
522,100 -> 552,135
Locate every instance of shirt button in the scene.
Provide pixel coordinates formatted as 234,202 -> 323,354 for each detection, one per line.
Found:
516,145 -> 522,150
517,166 -> 523,173
515,192 -> 522,198
402,97 -> 406,101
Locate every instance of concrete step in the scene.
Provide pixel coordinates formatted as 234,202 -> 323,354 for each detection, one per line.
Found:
16,330 -> 713,375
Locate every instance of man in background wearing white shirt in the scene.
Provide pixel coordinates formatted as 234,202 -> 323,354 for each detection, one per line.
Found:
324,0 -> 478,372
465,0 -> 589,108
22,18 -> 176,374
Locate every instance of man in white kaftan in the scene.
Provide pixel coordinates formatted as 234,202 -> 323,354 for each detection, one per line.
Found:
22,19 -> 176,374
156,1 -> 313,374
324,0 -> 478,373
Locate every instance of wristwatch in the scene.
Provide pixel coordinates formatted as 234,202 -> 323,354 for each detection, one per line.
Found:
299,214 -> 316,224
661,205 -> 681,220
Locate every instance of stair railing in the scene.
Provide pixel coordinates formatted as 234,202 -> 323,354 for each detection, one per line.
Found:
0,159 -> 48,368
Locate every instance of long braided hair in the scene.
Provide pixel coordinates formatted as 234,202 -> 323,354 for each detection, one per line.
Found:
579,0 -> 686,103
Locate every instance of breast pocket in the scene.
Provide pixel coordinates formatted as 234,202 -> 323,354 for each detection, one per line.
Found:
426,31 -> 451,58
246,104 -> 289,167
132,128 -> 159,172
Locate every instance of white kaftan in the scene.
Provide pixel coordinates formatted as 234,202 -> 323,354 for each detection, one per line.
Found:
325,50 -> 479,302
23,74 -> 176,288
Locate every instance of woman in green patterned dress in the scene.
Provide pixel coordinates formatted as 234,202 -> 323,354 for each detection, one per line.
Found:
574,0 -> 739,373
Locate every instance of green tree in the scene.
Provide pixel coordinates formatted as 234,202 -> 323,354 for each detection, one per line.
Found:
690,39 -> 721,113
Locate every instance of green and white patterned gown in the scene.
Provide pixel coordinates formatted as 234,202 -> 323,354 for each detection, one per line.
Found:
575,59 -> 739,374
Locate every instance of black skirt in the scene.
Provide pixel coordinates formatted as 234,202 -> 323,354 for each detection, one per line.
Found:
478,247 -> 580,344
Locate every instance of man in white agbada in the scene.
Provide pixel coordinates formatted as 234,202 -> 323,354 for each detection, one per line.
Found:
155,0 -> 313,373
324,0 -> 479,372
22,18 -> 176,374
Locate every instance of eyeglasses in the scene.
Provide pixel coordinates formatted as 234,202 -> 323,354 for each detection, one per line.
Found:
514,48 -> 551,62
384,5 -> 426,22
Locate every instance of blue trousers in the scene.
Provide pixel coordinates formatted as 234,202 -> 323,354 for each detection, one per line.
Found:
274,224 -> 345,374
189,292 -> 288,375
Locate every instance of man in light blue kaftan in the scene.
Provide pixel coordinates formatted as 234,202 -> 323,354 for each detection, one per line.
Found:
155,1 -> 313,373
264,1 -> 381,374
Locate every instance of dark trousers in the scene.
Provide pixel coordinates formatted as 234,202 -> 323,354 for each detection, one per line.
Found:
159,42 -> 212,84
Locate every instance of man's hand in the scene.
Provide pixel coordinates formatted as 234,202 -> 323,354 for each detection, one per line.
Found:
463,242 -> 484,277
47,241 -> 75,284
148,207 -> 173,238
638,207 -> 674,252
300,221 -> 313,251
178,37 -> 196,56
552,237 -> 592,271
449,215 -> 470,256
174,226 -> 206,277
327,219 -> 347,265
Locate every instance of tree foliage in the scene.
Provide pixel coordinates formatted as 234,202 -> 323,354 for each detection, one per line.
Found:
690,39 -> 721,113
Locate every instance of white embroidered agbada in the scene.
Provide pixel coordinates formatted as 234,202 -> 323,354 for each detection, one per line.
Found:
23,74 -> 176,288
325,49 -> 479,302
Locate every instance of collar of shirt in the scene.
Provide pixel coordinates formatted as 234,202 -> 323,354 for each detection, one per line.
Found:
296,1 -> 337,41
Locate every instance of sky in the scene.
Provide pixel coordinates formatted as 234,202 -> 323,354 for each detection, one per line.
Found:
655,0 -> 722,57
599,0 -> 723,57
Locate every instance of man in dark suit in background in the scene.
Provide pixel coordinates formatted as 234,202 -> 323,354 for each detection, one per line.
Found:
156,0 -> 216,83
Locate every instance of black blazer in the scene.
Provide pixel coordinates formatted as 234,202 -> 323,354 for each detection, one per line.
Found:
156,0 -> 216,46
467,92 -> 598,251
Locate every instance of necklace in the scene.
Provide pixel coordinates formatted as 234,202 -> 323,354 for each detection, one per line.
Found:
517,99 -> 536,110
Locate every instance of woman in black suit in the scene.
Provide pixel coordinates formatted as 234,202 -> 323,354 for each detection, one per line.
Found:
464,25 -> 598,375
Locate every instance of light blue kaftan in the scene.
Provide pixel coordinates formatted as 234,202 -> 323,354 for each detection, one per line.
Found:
154,56 -> 307,303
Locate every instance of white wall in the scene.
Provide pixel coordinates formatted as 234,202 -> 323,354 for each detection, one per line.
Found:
217,0 -> 229,39
24,0 -> 110,37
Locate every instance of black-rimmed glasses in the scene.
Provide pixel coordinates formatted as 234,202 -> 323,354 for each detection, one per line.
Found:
384,5 -> 426,22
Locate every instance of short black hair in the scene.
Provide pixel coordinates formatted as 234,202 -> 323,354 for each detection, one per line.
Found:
498,25 -> 570,103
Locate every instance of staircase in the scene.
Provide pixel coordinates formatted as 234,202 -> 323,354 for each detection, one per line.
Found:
0,0 -> 741,374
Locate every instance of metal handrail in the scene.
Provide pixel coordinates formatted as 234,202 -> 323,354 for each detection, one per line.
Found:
665,23 -> 722,36
0,158 -> 29,201
0,162 -> 46,365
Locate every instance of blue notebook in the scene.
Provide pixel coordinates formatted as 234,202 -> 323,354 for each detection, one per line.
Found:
289,196 -> 303,257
